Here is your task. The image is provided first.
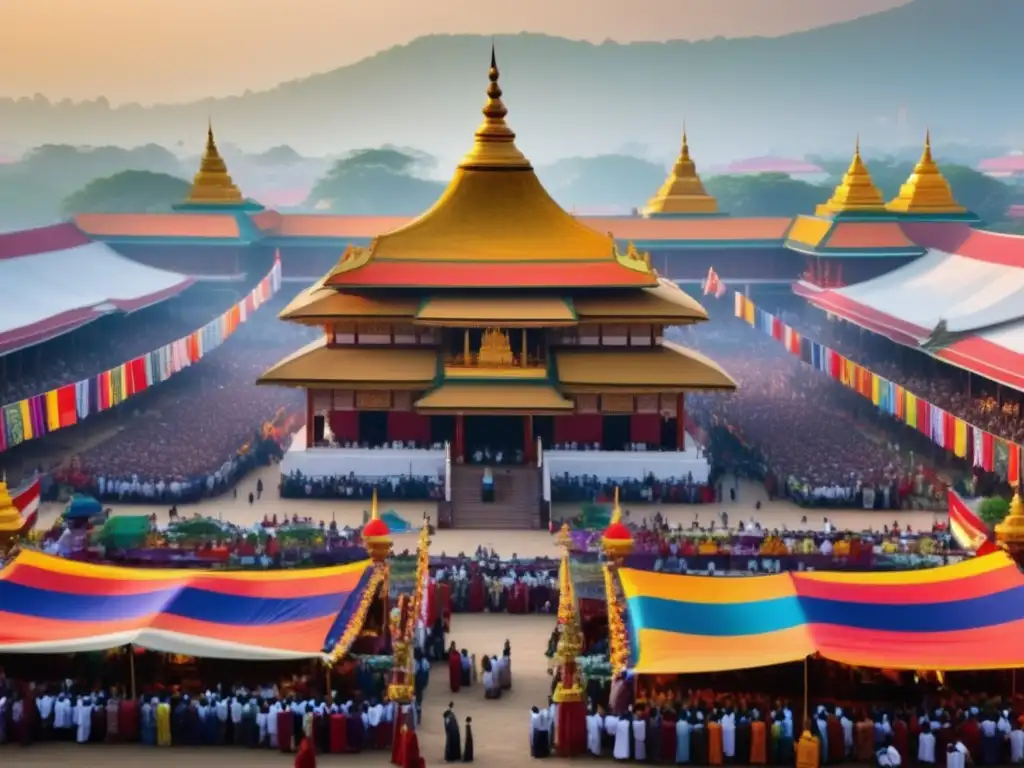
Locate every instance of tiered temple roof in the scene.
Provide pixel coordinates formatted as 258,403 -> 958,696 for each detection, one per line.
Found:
258,47 -> 736,402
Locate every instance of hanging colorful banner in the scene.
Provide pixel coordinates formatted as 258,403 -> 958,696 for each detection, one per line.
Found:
732,291 -> 1023,482
0,254 -> 282,453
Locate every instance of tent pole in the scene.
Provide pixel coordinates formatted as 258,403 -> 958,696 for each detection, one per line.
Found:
1013,668 -> 1017,700
128,645 -> 137,700
802,656 -> 810,728
326,666 -> 333,705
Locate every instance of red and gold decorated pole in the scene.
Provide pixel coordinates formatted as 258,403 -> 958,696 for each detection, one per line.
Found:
553,524 -> 587,756
601,487 -> 633,675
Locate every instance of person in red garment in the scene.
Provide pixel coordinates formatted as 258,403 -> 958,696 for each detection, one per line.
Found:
448,643 -> 462,693
295,736 -> 317,768
403,724 -> 425,768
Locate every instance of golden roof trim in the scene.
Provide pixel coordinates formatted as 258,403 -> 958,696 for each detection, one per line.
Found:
815,136 -> 886,216
279,286 -> 419,322
572,280 -> 708,323
415,383 -> 574,413
644,126 -> 719,216
257,339 -> 438,388
415,295 -> 577,326
886,131 -> 966,214
555,340 -> 737,391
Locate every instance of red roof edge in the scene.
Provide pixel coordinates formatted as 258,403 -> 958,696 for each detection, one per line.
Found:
0,222 -> 92,260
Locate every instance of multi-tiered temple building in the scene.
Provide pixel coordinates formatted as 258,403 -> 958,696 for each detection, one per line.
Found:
257,50 -> 736,529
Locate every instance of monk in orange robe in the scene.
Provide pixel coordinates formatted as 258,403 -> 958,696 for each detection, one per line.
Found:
708,717 -> 724,766
796,726 -> 820,768
750,717 -> 767,764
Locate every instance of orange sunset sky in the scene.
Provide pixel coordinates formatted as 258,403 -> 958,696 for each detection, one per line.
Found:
0,0 -> 907,104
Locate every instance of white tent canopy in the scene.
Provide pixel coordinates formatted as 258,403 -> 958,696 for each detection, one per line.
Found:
0,223 -> 194,355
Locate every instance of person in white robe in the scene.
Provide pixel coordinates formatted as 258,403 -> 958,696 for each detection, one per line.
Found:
267,700 -> 280,748
633,714 -> 648,760
604,712 -> 619,753
918,723 -> 937,765
54,694 -> 74,736
586,707 -> 602,756
946,741 -> 968,768
722,710 -> 736,759
74,697 -> 92,744
877,737 -> 901,767
613,715 -> 631,761
839,708 -> 854,757
1009,722 -> 1024,764
676,713 -> 692,764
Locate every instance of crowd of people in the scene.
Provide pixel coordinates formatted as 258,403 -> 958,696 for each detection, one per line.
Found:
778,299 -> 1024,447
6,290 -> 316,499
281,471 -> 444,502
550,473 -> 713,505
671,298 -> 957,510
0,272 -> 271,406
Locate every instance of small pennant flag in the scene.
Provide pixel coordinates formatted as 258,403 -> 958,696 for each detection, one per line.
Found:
702,266 -> 726,298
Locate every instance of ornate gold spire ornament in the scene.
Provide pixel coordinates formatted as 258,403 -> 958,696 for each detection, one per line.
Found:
815,136 -> 887,216
185,120 -> 244,204
0,479 -> 20,534
995,486 -> 1024,560
458,44 -> 531,170
886,131 -> 966,214
644,125 -> 719,216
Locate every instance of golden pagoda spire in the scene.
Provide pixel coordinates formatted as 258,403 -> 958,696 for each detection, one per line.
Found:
644,124 -> 719,216
458,43 -> 531,170
184,120 -> 244,204
0,478 -> 21,534
886,130 -> 965,214
815,135 -> 886,216
995,486 -> 1024,559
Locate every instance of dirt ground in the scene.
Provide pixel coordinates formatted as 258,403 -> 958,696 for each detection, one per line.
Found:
0,613 -> 561,767
35,465 -> 947,558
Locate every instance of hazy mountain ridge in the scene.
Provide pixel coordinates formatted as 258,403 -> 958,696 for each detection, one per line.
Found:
0,0 -> 1019,160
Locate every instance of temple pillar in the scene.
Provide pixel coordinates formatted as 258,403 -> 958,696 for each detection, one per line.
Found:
676,393 -> 686,450
454,414 -> 465,463
523,415 -> 534,462
305,389 -> 314,448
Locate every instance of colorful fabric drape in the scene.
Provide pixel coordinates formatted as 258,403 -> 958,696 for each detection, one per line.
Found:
0,548 -> 369,659
733,290 -> 1023,482
620,552 -> 1024,674
0,255 -> 282,454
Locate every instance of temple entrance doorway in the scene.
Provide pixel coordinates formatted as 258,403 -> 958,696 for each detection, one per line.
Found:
534,415 -> 555,450
465,415 -> 525,462
661,415 -> 680,450
358,410 -> 388,447
602,415 -> 630,451
430,415 -> 455,446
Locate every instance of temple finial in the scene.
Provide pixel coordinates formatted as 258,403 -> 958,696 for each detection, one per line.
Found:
815,134 -> 886,216
643,124 -> 717,216
611,486 -> 622,524
370,488 -> 379,521
185,120 -> 243,205
885,130 -> 965,214
458,44 -> 531,170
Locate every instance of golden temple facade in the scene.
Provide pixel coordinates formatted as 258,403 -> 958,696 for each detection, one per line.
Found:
258,47 -> 736,467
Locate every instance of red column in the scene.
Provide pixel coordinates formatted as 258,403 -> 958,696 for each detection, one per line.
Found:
523,415 -> 534,462
305,390 -> 315,448
676,392 -> 686,450
454,414 -> 465,462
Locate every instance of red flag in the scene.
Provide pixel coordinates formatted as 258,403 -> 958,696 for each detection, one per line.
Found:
11,477 -> 41,534
1009,442 -> 1022,488
702,267 -> 726,298
783,325 -> 801,355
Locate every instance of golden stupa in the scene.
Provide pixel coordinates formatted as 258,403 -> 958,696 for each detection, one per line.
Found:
644,127 -> 719,216
184,121 -> 244,205
995,487 -> 1024,559
815,137 -> 887,217
0,478 -> 22,550
886,131 -> 965,214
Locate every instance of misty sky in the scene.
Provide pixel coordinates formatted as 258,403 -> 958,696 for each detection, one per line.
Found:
0,0 -> 907,104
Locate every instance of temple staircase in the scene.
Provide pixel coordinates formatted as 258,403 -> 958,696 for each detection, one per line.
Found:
450,464 -> 541,529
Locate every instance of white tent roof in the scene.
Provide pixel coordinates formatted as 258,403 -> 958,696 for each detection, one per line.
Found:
0,223 -> 194,355
797,224 -> 1024,392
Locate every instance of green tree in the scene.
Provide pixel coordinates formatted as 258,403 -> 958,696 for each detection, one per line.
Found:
978,496 -> 1010,529
61,170 -> 191,215
703,173 -> 830,217
306,148 -> 444,214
